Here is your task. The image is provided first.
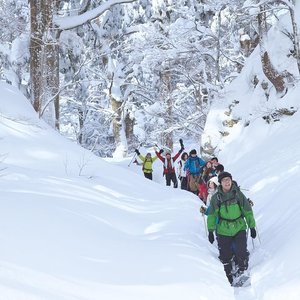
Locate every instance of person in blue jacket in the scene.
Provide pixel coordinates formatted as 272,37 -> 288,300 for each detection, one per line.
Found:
184,149 -> 205,194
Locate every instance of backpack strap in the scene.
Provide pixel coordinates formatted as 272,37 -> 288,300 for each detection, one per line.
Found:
216,190 -> 243,221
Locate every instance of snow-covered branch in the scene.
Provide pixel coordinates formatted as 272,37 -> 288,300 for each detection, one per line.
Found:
54,0 -> 137,31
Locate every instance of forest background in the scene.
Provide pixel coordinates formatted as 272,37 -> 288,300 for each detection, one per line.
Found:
0,0 -> 299,158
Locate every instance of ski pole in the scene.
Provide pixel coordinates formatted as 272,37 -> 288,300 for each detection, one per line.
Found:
128,143 -> 143,167
202,213 -> 208,237
251,236 -> 255,250
256,225 -> 261,244
128,152 -> 137,167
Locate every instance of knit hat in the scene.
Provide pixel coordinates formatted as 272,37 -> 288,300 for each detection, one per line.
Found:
218,171 -> 232,183
190,149 -> 197,155
215,164 -> 224,173
208,176 -> 219,186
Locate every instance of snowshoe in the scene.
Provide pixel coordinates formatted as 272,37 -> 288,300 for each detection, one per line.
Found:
232,271 -> 251,287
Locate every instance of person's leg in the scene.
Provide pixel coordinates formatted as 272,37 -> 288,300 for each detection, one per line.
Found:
171,173 -> 178,188
217,234 -> 235,284
166,173 -> 171,186
181,177 -> 188,190
144,172 -> 152,180
189,175 -> 198,193
233,230 -> 249,274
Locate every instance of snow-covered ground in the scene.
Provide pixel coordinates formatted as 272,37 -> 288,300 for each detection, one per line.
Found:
0,81 -> 228,299
1,47 -> 300,300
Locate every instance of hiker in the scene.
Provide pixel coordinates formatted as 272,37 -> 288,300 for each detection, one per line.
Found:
215,164 -> 224,176
207,172 -> 256,286
202,160 -> 214,183
198,177 -> 208,203
184,149 -> 205,194
206,176 -> 219,207
155,144 -> 184,188
135,150 -> 158,180
177,152 -> 188,190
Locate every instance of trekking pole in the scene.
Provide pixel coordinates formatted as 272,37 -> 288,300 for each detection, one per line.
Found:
251,236 -> 255,250
128,143 -> 143,167
202,213 -> 208,237
128,152 -> 137,167
256,225 -> 262,244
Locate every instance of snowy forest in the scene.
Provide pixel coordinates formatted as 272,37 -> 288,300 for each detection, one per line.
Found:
1,1 -> 300,299
1,0 -> 299,158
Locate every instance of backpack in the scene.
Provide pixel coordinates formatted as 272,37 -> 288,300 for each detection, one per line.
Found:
142,157 -> 153,172
215,189 -> 244,222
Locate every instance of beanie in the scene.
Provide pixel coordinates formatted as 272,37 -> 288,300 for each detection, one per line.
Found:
218,171 -> 232,183
208,176 -> 219,186
190,149 -> 197,155
215,164 -> 224,172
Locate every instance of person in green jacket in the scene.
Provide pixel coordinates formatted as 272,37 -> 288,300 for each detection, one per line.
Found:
207,171 -> 256,285
135,149 -> 158,180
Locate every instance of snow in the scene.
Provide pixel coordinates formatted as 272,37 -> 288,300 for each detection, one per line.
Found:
1,6 -> 300,298
0,81 -> 232,299
2,63 -> 300,299
54,0 -> 137,30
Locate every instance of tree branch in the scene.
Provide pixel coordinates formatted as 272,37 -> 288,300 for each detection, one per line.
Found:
54,0 -> 137,31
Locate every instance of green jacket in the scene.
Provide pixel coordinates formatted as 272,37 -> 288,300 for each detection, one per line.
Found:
207,183 -> 256,236
138,155 -> 158,173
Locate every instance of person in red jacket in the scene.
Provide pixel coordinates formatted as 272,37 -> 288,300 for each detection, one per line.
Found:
155,145 -> 183,188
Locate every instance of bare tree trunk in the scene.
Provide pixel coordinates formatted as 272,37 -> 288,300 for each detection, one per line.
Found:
288,5 -> 300,74
29,0 -> 60,129
257,5 -> 286,95
124,112 -> 134,139
111,96 -> 122,145
160,68 -> 173,151
29,0 -> 43,113
109,72 -> 128,158
41,0 -> 60,129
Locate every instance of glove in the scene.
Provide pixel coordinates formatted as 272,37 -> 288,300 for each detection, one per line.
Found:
179,138 -> 184,151
200,206 -> 206,214
250,228 -> 256,239
134,149 -> 140,155
208,231 -> 214,244
159,149 -> 164,154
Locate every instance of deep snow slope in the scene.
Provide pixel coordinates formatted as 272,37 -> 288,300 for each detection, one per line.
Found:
202,7 -> 300,299
0,81 -> 234,300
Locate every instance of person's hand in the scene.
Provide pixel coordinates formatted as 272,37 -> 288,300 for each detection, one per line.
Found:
159,149 -> 164,154
200,206 -> 206,214
135,149 -> 140,155
208,231 -> 214,244
179,138 -> 184,151
248,199 -> 254,206
250,228 -> 256,239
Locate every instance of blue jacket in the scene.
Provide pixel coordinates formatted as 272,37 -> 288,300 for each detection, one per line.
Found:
184,156 -> 205,175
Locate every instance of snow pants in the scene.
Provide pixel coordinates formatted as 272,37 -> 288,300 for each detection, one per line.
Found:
165,172 -> 178,188
144,172 -> 153,180
188,175 -> 200,192
217,230 -> 249,284
180,176 -> 188,190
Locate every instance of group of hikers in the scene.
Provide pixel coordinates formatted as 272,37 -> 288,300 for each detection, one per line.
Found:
134,139 -> 257,287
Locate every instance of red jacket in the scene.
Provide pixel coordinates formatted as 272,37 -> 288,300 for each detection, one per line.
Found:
156,150 -> 182,174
